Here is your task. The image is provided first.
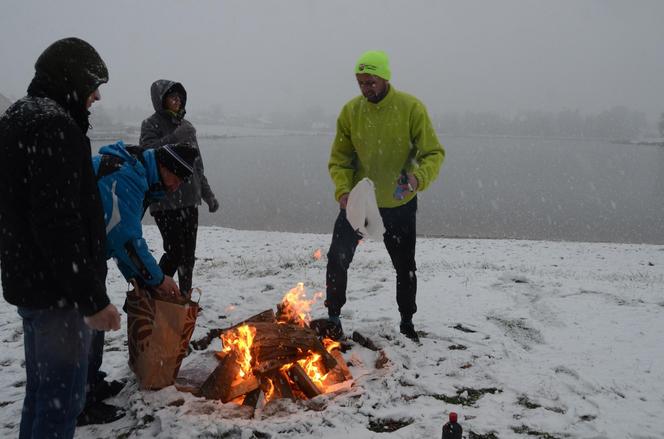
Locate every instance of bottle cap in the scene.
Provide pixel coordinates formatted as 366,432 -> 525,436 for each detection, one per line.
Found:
449,412 -> 458,423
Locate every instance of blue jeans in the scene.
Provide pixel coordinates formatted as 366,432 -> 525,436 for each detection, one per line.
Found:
18,307 -> 92,439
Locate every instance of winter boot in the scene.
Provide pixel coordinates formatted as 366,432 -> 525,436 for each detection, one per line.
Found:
310,316 -> 345,341
399,320 -> 420,343
325,315 -> 346,340
90,379 -> 126,403
77,401 -> 125,426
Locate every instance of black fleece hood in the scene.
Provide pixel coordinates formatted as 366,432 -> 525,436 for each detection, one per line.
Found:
27,37 -> 108,131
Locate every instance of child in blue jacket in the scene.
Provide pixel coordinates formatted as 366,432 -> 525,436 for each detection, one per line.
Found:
93,140 -> 198,294
81,140 -> 198,424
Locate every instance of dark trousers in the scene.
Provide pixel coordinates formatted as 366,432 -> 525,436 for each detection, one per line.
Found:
325,197 -> 418,319
85,263 -> 108,407
153,206 -> 199,293
18,307 -> 91,439
85,330 -> 107,405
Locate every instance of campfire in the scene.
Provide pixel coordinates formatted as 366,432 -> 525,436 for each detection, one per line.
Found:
179,283 -> 353,408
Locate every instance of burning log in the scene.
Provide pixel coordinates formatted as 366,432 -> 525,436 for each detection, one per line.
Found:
327,349 -> 353,382
175,351 -> 221,394
287,363 -> 322,398
191,309 -> 276,351
199,350 -> 260,402
248,322 -> 337,374
275,282 -> 321,326
260,370 -> 295,401
199,352 -> 246,401
225,374 -> 260,402
230,309 -> 277,327
189,283 -> 359,407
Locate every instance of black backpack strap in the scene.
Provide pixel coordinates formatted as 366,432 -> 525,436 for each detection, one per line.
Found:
96,145 -> 147,181
96,155 -> 125,181
125,145 -> 147,168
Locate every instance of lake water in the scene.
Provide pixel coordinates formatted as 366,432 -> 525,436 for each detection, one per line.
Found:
94,133 -> 664,244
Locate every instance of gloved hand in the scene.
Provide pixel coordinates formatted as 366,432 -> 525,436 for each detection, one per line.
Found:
172,123 -> 196,142
206,197 -> 220,213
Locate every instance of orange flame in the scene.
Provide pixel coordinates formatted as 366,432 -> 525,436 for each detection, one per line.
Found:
221,324 -> 255,378
264,377 -> 275,401
216,285 -> 350,401
323,338 -> 340,352
297,352 -> 326,386
313,249 -> 322,260
278,282 -> 321,326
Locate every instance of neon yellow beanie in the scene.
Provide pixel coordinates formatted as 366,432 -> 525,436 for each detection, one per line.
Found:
355,50 -> 391,80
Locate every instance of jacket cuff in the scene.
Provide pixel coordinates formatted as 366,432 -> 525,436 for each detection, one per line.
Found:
146,272 -> 165,287
78,286 -> 111,317
335,188 -> 350,202
413,172 -> 425,192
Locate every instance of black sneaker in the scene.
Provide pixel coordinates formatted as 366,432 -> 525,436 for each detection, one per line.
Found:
89,379 -> 126,403
324,319 -> 345,341
310,318 -> 345,341
310,318 -> 345,340
400,321 -> 420,343
77,402 -> 125,426
309,318 -> 329,337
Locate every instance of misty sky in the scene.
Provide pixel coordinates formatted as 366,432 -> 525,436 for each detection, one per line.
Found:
1,0 -> 663,119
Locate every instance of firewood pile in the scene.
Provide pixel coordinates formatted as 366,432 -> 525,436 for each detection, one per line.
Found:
175,284 -> 354,409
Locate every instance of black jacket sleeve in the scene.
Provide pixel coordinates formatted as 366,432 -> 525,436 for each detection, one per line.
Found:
28,117 -> 110,316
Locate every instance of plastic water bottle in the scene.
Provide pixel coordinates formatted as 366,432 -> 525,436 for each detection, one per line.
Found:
441,412 -> 462,439
393,171 -> 410,200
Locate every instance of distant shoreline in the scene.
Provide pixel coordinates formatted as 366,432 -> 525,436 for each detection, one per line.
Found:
187,224 -> 664,247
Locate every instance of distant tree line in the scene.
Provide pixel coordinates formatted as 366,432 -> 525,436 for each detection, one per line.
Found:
432,106 -> 650,140
79,101 -> 656,141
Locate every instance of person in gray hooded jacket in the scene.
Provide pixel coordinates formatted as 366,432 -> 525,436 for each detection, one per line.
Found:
139,79 -> 219,294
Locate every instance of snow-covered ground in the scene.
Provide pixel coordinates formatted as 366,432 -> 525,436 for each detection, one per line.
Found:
1,226 -> 663,438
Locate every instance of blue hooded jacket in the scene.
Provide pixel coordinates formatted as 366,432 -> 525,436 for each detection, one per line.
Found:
92,140 -> 165,286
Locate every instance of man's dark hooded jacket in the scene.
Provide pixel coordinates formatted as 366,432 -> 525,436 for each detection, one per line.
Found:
0,37 -> 110,316
139,79 -> 215,212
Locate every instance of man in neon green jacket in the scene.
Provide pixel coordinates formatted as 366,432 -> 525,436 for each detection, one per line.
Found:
324,50 -> 445,343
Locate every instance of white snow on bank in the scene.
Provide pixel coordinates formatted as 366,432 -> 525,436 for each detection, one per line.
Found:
1,226 -> 663,438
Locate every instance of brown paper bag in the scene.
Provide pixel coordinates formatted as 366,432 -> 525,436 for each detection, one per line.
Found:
125,281 -> 200,390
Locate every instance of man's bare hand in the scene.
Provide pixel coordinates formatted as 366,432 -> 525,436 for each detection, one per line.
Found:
394,173 -> 419,199
84,304 -> 121,331
406,173 -> 418,192
154,275 -> 181,298
339,193 -> 349,210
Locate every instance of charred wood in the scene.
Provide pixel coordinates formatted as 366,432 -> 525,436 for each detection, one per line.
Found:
352,331 -> 380,351
375,349 -> 390,369
199,351 -> 241,401
241,388 -> 262,409
260,370 -> 295,401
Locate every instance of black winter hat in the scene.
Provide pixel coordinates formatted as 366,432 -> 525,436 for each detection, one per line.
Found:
34,37 -> 109,102
155,143 -> 199,179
